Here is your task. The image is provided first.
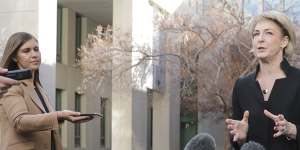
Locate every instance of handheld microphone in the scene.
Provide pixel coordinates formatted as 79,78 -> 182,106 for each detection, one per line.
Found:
240,141 -> 265,150
184,133 -> 216,150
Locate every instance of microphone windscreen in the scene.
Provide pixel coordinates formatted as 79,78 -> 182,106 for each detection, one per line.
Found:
184,133 -> 216,150
241,141 -> 265,150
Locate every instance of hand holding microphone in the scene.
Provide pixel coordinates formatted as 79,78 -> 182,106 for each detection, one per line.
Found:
225,111 -> 249,142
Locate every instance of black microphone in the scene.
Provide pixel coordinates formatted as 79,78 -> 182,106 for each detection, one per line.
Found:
241,141 -> 265,150
184,133 -> 216,150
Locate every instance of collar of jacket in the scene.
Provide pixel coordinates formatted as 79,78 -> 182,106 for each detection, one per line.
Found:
18,79 -> 53,113
253,57 -> 291,79
19,79 -> 33,87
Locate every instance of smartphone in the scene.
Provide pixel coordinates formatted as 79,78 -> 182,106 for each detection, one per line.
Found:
80,113 -> 103,118
3,69 -> 32,80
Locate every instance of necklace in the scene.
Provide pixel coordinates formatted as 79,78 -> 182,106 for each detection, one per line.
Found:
262,89 -> 269,94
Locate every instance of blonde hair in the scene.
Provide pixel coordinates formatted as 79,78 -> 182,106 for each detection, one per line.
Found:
249,11 -> 296,56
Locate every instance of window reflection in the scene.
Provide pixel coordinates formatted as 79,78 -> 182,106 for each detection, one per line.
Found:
264,0 -> 282,11
243,0 -> 263,21
284,0 -> 300,24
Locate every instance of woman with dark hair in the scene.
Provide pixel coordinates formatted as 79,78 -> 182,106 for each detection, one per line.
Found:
0,32 -> 93,150
226,11 -> 300,150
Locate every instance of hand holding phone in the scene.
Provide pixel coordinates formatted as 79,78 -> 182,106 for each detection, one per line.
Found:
57,110 -> 96,123
3,69 -> 32,80
80,113 -> 103,118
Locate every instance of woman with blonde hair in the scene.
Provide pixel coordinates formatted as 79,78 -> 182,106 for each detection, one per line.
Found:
226,11 -> 300,150
0,32 -> 93,150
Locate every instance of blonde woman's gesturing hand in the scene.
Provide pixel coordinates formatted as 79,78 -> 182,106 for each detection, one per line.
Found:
225,111 -> 249,143
264,110 -> 297,139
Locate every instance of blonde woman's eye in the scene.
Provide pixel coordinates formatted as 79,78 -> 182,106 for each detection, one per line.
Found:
266,32 -> 273,35
252,32 -> 259,37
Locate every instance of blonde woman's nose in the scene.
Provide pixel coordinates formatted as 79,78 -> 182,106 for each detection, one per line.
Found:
257,33 -> 265,42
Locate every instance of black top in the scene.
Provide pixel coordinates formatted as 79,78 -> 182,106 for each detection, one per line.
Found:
232,59 -> 300,150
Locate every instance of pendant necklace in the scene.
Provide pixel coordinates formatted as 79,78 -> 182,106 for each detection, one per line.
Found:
262,89 -> 269,94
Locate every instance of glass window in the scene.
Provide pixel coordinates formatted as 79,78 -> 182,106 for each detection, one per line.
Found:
100,97 -> 107,147
55,89 -> 62,111
75,13 -> 82,63
55,89 -> 63,136
147,89 -> 153,149
243,0 -> 263,21
284,0 -> 300,24
264,0 -> 282,11
74,93 -> 81,147
57,6 -> 63,63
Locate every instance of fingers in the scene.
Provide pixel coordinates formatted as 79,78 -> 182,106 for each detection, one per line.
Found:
273,126 -> 286,137
229,129 -> 242,142
227,124 -> 235,130
225,112 -> 249,142
69,116 -> 93,123
0,68 -> 8,74
63,110 -> 80,116
57,110 -> 80,120
233,133 -> 239,142
242,111 -> 249,123
58,110 -> 95,123
227,123 -> 237,133
274,119 -> 288,137
72,116 -> 90,121
278,114 -> 285,120
275,119 -> 286,126
264,110 -> 286,123
0,76 -> 19,86
226,119 -> 239,130
225,119 -> 235,125
226,110 -> 249,125
264,110 -> 290,138
264,109 -> 278,121
0,68 -> 19,86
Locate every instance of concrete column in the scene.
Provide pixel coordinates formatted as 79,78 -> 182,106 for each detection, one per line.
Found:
152,33 -> 180,150
0,0 -> 57,105
112,0 -> 133,149
61,7 -> 76,66
112,0 -> 154,150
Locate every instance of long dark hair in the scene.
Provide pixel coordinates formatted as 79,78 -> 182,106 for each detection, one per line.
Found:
0,32 -> 40,83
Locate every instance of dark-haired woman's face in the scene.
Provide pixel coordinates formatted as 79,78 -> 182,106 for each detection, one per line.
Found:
16,38 -> 41,71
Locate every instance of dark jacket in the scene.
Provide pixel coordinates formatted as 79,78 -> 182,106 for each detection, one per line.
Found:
232,59 -> 300,150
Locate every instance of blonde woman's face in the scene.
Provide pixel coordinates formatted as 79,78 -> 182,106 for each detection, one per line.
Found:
16,38 -> 41,71
252,20 -> 288,59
